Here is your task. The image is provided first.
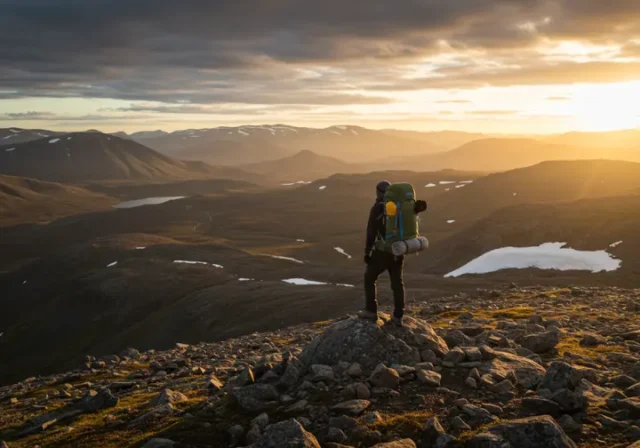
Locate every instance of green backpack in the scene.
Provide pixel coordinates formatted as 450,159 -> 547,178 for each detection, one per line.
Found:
376,183 -> 419,253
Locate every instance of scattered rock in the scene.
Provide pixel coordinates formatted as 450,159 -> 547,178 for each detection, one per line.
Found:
146,389 -> 188,408
557,415 -> 582,435
77,389 -> 119,412
252,413 -> 270,430
423,416 -> 446,444
443,347 -> 466,365
327,427 -> 348,443
451,416 -> 471,432
311,364 -> 334,382
417,369 -> 441,387
520,331 -> 559,354
331,399 -> 371,416
232,384 -> 279,412
347,363 -> 363,377
254,419 -> 320,448
208,376 -> 224,392
465,415 -> 577,448
625,383 -> 640,397
237,368 -> 255,387
521,397 -> 561,417
479,351 -> 546,389
369,364 -> 400,389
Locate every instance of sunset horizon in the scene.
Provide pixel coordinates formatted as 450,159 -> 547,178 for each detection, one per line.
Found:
1,1 -> 638,134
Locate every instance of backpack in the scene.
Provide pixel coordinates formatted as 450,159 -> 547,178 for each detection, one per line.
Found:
375,183 -> 419,253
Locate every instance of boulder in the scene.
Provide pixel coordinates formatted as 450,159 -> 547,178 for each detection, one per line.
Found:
369,364 -> 400,389
551,389 -> 588,412
417,370 -> 441,387
331,399 -> 371,416
625,383 -> 640,397
465,415 -> 577,448
232,384 -> 279,412
443,347 -> 466,365
146,389 -> 188,408
299,316 -> 446,372
520,332 -> 559,354
238,368 -> 255,387
255,419 -> 320,448
311,365 -> 335,382
611,375 -> 637,389
77,389 -> 119,412
444,330 -> 475,348
423,416 -> 446,444
479,351 -> 546,389
539,362 -> 597,392
521,397 -> 561,417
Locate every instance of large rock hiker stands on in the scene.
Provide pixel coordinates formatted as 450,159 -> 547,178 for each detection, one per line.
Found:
299,314 -> 448,371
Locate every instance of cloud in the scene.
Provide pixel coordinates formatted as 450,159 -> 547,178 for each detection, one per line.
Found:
369,61 -> 640,90
0,0 -> 638,110
1,111 -> 56,120
435,99 -> 473,104
468,110 -> 519,115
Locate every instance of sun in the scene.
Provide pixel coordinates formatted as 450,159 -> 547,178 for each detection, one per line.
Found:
573,81 -> 640,131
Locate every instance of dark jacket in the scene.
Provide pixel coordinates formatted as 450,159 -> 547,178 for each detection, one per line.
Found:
365,201 -> 385,255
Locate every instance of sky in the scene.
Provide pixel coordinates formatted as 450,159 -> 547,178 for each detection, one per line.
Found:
0,0 -> 639,134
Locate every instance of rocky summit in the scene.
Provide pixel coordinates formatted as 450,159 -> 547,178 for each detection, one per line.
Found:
0,286 -> 639,447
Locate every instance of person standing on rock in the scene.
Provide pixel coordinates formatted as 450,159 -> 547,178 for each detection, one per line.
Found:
361,180 -> 405,326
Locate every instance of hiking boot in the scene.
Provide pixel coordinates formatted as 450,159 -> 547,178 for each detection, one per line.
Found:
391,316 -> 404,327
358,310 -> 378,321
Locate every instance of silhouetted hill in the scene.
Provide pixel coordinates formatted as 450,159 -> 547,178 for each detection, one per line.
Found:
0,127 -> 61,145
0,133 -> 263,184
381,129 -> 487,151
241,150 -> 359,181
427,159 -> 640,226
388,138 -> 640,172
0,175 -> 115,227
137,125 -> 436,164
544,128 -> 640,150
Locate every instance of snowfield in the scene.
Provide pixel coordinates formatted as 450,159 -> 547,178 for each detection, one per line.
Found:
270,255 -> 304,264
282,278 -> 328,286
445,242 -> 621,278
334,247 -> 352,259
114,197 -> 185,209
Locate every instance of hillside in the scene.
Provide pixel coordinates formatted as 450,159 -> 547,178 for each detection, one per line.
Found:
0,286 -> 638,448
0,175 -> 115,227
137,125 -> 436,164
0,133 -> 263,184
0,128 -> 61,145
388,138 -> 640,172
3,162 -> 640,395
426,159 -> 640,224
241,150 -> 359,181
381,129 -> 487,151
544,128 -> 640,150
423,192 -> 640,276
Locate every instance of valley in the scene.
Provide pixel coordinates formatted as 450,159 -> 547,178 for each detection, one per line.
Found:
0,126 -> 639,448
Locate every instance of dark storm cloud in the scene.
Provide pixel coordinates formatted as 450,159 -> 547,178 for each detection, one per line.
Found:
0,0 -> 638,104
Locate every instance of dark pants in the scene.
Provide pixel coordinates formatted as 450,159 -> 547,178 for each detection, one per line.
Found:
364,250 -> 405,318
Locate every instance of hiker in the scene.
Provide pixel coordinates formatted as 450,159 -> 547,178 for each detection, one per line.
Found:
361,181 -> 427,326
